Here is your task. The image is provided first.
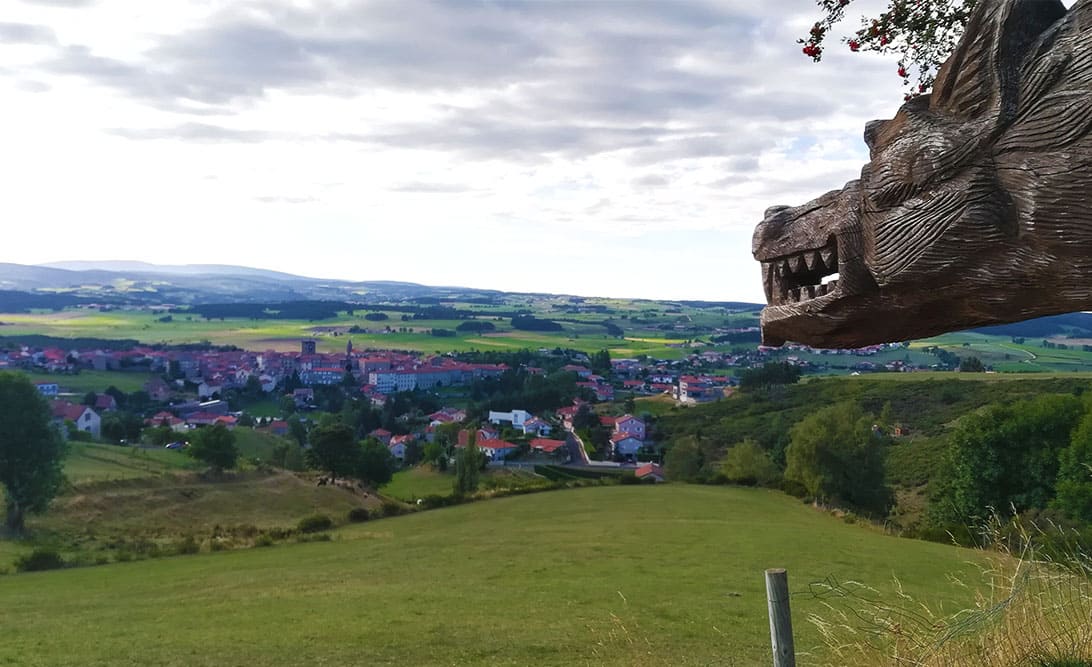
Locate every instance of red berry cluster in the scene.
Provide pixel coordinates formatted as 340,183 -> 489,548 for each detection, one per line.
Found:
801,22 -> 826,59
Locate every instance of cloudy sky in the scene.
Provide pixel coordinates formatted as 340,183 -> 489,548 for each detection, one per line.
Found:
2,0 -> 915,302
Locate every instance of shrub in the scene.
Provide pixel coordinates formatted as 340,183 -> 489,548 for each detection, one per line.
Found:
297,514 -> 334,533
296,533 -> 332,543
15,548 -> 66,572
174,535 -> 200,555
347,507 -> 370,523
380,500 -> 404,517
254,534 -> 274,548
419,494 -> 461,509
619,472 -> 640,485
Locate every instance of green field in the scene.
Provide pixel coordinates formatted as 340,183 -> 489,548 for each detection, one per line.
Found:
381,466 -> 457,501
0,485 -> 986,666
22,370 -> 157,394
63,443 -> 198,484
0,308 -> 707,358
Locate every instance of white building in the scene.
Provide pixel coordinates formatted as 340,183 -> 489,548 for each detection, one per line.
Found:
488,410 -> 532,429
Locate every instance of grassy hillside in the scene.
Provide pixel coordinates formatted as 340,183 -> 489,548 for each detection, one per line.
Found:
0,485 -> 985,666
36,470 -> 373,540
63,443 -> 199,484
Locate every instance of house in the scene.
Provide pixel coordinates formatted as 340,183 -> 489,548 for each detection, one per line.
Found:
186,412 -> 222,427
197,382 -> 223,399
635,462 -> 665,483
50,401 -> 101,439
144,377 -> 171,402
146,410 -> 187,432
428,407 -> 467,423
488,409 -> 532,428
213,415 -> 238,429
369,428 -> 392,446
613,414 -> 646,440
521,417 -> 552,437
268,420 -> 289,437
530,438 -> 568,457
477,439 -> 518,461
34,382 -> 59,397
611,433 -> 643,459
555,405 -> 580,430
292,388 -> 315,408
456,427 -> 500,448
561,364 -> 593,378
389,434 -> 414,461
578,381 -> 614,401
94,393 -> 118,412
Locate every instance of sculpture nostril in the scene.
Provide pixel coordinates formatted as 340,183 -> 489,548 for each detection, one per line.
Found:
764,205 -> 791,219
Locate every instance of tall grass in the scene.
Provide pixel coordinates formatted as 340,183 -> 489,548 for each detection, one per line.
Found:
808,515 -> 1092,666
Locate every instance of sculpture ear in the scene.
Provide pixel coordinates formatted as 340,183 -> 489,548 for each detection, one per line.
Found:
930,0 -> 1066,120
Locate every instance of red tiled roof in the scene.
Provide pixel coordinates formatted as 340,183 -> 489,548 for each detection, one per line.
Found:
530,438 -> 566,453
50,401 -> 89,422
478,439 -> 516,450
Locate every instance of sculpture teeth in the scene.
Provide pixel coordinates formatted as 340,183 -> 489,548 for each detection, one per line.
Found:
815,284 -> 827,297
803,285 -> 816,299
820,247 -> 836,269
806,251 -> 821,271
790,255 -> 806,274
780,259 -> 791,277
763,263 -> 775,301
790,288 -> 801,302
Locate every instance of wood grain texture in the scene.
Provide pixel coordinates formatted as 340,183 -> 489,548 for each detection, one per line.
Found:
753,0 -> 1092,349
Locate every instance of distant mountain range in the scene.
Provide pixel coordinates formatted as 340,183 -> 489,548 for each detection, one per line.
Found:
0,261 -> 763,311
2,261 -> 1087,341
0,261 -> 498,307
38,261 -> 307,280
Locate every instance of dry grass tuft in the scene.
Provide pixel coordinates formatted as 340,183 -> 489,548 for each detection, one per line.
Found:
808,516 -> 1092,666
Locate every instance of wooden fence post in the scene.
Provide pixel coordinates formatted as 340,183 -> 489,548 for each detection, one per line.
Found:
765,568 -> 796,667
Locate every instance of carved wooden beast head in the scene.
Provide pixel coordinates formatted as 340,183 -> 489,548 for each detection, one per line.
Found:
752,0 -> 1092,348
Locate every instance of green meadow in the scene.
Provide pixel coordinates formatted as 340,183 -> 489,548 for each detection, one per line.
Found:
0,308 -> 702,358
0,485 -> 986,666
22,370 -> 157,394
62,442 -> 198,484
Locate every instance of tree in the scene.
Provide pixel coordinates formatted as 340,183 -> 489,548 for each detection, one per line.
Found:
590,349 -> 612,376
143,425 -> 175,447
307,422 -> 359,477
423,440 -> 445,466
0,373 -> 66,534
104,385 -> 127,410
101,411 -> 143,444
930,394 -> 1084,526
664,435 -> 705,482
959,356 -> 985,372
454,435 -> 483,497
357,438 -> 395,486
287,415 -> 307,447
784,402 -> 891,514
739,361 -> 802,390
1051,409 -> 1092,523
801,0 -> 978,97
721,439 -> 781,487
186,424 -> 238,473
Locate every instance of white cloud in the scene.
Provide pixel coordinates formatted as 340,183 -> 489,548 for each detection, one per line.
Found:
0,0 -> 926,302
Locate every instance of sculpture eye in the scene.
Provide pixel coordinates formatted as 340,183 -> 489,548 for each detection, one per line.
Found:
865,162 -> 917,210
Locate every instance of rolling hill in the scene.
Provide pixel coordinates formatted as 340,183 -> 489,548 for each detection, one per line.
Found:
0,484 -> 985,666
